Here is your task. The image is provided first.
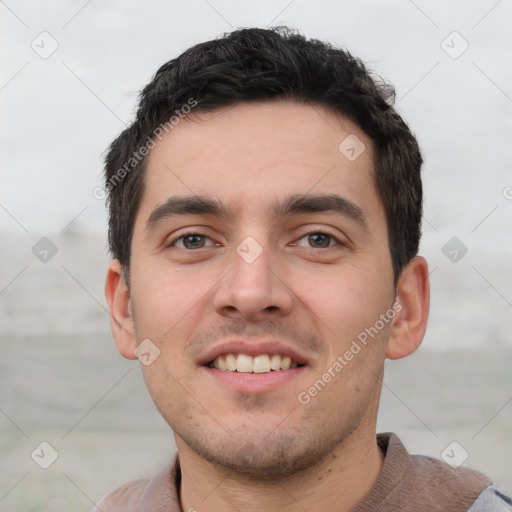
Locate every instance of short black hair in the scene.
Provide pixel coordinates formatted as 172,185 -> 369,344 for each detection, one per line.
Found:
104,26 -> 423,286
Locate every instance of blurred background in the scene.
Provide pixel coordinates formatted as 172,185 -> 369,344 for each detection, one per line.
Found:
1,0 -> 511,510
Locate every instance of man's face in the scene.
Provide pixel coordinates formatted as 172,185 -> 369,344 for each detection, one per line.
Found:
125,100 -> 397,478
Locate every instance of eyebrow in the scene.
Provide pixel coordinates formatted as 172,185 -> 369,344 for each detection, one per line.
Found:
146,196 -> 231,233
145,193 -> 371,233
272,194 -> 370,232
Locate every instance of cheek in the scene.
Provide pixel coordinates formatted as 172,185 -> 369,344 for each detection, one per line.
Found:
131,261 -> 212,338
294,267 -> 385,344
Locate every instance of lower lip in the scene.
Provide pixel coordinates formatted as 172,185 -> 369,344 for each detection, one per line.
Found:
201,365 -> 307,393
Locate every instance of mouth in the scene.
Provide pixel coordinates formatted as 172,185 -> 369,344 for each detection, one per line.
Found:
206,353 -> 306,374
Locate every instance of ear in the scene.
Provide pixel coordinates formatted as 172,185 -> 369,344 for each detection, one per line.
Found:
105,259 -> 137,360
385,256 -> 430,360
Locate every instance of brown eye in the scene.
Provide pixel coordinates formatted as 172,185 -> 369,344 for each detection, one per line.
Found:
292,231 -> 341,249
172,234 -> 213,249
307,233 -> 333,248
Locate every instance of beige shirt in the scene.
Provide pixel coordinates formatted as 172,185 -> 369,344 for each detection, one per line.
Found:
92,432 -> 501,511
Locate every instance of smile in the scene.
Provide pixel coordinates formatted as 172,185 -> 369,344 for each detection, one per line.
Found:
207,353 -> 303,373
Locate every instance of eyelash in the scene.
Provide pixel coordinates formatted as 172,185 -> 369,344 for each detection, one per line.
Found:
167,229 -> 345,250
291,231 -> 343,249
168,231 -> 218,250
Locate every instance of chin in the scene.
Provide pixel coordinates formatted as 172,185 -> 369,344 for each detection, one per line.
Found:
177,419 -> 360,481
197,438 -> 323,481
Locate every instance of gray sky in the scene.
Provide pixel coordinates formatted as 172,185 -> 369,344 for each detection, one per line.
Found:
2,0 -> 511,233
1,0 -> 512,350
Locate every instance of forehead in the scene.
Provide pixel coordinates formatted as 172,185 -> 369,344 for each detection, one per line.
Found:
137,100 -> 382,226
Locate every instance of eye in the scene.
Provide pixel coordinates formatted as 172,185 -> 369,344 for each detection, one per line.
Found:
292,231 -> 342,249
171,233 -> 215,249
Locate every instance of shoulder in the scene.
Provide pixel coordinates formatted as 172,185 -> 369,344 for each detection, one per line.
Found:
376,433 -> 494,510
90,477 -> 149,512
382,433 -> 493,494
90,452 -> 181,512
468,485 -> 512,511
407,449 -> 494,507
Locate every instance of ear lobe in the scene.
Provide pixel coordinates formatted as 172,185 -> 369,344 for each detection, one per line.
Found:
105,259 -> 138,360
385,256 -> 430,360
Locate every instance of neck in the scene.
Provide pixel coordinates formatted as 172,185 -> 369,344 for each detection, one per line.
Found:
177,427 -> 384,512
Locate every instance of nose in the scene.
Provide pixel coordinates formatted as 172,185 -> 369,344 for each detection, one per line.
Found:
212,238 -> 294,322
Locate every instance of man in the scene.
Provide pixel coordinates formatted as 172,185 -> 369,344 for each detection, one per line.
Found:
96,27 -> 511,511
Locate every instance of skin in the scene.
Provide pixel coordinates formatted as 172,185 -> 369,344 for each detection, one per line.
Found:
105,100 -> 430,512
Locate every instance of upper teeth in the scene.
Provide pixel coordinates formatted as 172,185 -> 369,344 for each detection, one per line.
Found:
211,354 -> 299,373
